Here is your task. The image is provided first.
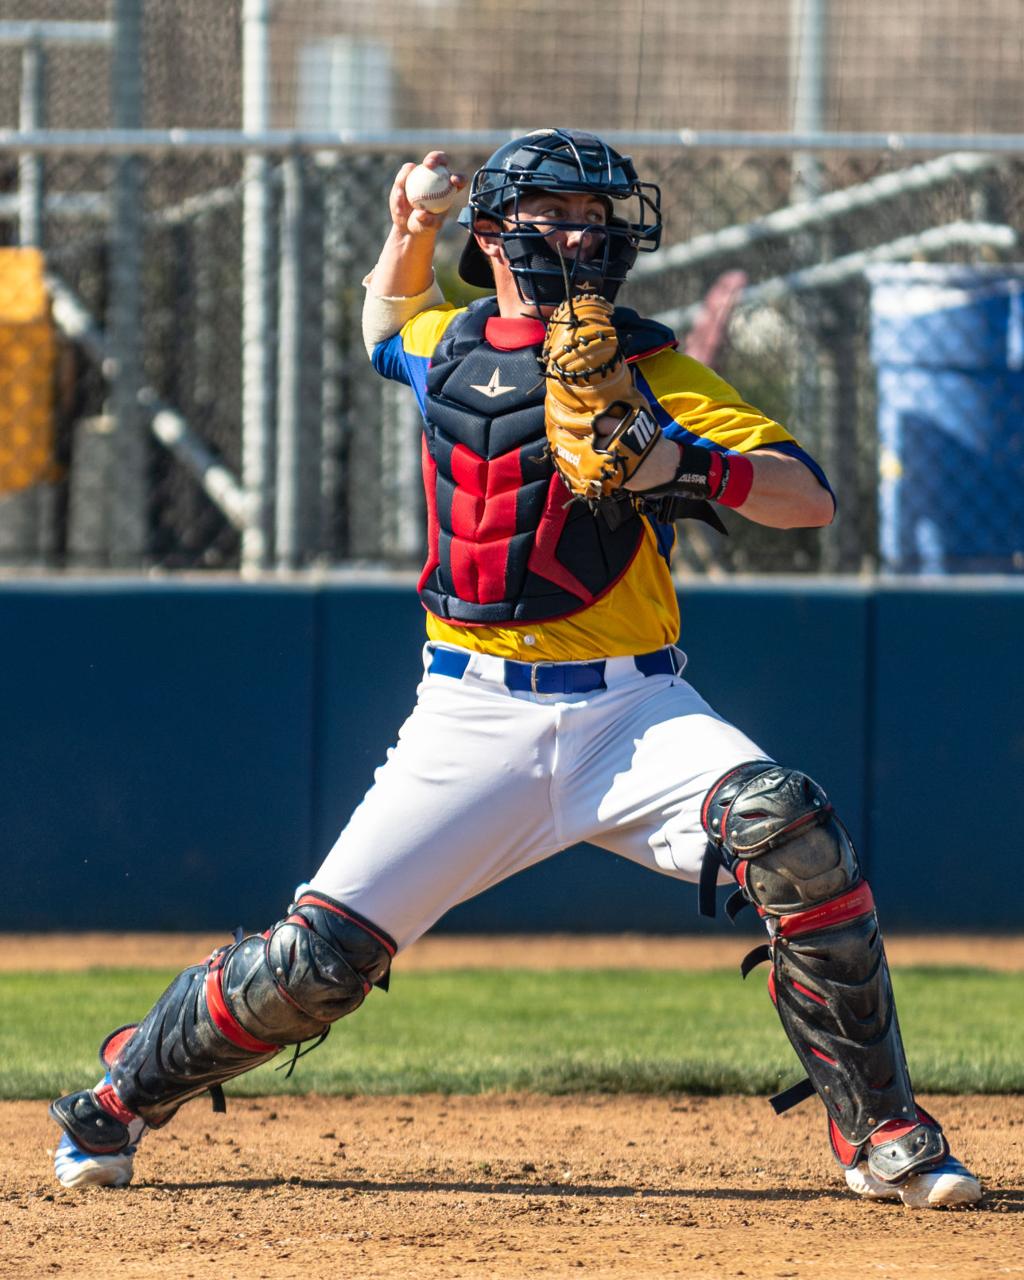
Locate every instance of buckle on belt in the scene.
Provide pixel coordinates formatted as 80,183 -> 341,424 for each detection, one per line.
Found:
530,663 -> 542,695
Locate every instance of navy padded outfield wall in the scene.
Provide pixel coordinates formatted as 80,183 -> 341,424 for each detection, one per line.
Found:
2,579 -> 1020,932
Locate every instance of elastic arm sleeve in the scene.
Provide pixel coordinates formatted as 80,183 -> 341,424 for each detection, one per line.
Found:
361,271 -> 445,357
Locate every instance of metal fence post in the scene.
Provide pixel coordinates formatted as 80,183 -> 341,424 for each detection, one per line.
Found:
241,0 -> 274,573
18,36 -> 45,248
319,164 -> 346,560
108,0 -> 147,566
275,151 -> 304,569
790,0 -> 834,567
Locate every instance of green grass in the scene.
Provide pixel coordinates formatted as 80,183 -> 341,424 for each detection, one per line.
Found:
4,966 -> 1022,1101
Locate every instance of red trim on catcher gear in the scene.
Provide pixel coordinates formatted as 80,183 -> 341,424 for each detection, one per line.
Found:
767,969 -> 778,1006
295,893 -> 398,957
94,1081 -> 140,1124
791,979 -> 828,1005
700,763 -> 747,832
204,968 -> 280,1054
829,1116 -> 863,1167
912,1103 -> 942,1131
525,473 -> 601,602
484,316 -> 546,350
448,442 -> 498,500
870,1106 -> 942,1145
871,1118 -> 917,1143
776,881 -> 876,939
99,1024 -> 138,1070
810,1046 -> 838,1065
625,339 -> 676,364
831,1104 -> 944,1169
446,446 -> 523,604
716,452 -> 754,509
417,439 -> 441,594
730,861 -> 769,917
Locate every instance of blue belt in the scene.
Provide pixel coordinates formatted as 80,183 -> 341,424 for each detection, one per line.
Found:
428,646 -> 676,694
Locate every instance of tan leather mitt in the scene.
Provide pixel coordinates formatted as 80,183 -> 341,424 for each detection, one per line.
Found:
541,290 -> 662,502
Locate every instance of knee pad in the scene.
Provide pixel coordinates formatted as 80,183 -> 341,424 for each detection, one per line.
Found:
219,892 -> 395,1045
702,761 -> 860,915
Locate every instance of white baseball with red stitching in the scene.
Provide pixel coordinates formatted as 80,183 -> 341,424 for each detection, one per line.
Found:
405,163 -> 456,213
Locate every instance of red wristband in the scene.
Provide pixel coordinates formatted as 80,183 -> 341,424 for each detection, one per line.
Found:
716,452 -> 754,508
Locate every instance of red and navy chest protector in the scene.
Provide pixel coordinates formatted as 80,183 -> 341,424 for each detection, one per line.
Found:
419,297 -> 676,625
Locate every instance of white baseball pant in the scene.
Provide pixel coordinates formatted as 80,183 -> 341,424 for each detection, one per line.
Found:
308,643 -> 770,951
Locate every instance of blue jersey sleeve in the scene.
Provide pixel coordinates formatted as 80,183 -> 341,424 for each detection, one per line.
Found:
369,305 -> 461,416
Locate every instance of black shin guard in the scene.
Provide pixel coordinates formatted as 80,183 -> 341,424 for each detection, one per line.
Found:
770,888 -> 916,1146
101,893 -> 394,1129
703,762 -> 918,1153
109,959 -> 281,1126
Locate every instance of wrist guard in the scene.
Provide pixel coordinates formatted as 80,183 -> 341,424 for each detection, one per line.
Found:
641,442 -> 754,509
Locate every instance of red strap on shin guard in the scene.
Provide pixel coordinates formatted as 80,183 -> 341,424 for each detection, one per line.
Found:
777,881 -> 875,938
94,1081 -> 140,1125
204,969 -> 279,1054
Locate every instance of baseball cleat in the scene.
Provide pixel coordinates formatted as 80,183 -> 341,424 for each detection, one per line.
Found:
53,1132 -> 136,1189
845,1154 -> 982,1208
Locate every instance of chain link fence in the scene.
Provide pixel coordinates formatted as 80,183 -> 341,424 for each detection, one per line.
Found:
1,139 -> 1023,576
1,1 -> 1023,577
4,0 -> 1022,137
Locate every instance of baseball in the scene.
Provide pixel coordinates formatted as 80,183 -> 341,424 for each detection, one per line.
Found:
405,163 -> 456,214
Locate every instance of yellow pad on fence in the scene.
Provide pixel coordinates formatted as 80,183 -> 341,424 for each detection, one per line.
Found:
0,247 -> 58,495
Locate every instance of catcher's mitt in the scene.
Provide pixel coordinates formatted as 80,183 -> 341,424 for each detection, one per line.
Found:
542,290 -> 661,503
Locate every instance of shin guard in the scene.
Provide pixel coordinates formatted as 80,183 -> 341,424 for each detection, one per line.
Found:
701,762 -> 922,1161
51,893 -> 395,1145
769,883 -> 917,1150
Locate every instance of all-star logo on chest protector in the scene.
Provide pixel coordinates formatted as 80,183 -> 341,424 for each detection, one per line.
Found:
470,368 -> 517,398
418,297 -> 671,626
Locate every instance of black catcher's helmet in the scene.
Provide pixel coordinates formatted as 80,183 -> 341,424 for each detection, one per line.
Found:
457,128 -> 662,305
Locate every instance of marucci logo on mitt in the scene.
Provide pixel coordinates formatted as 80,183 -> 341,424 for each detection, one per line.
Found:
553,443 -> 583,467
620,408 -> 659,451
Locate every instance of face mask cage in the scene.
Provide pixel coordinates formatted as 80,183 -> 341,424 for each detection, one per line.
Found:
463,136 -> 662,305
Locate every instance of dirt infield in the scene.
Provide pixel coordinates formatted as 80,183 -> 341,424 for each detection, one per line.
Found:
3,1094 -> 1021,1280
3,936 -> 1022,1278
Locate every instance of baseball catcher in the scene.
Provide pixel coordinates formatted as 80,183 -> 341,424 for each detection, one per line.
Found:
49,129 -> 980,1209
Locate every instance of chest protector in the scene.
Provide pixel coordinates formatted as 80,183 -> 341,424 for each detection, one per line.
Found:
419,297 -> 676,625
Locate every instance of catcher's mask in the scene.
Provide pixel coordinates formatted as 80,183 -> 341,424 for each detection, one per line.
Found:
457,128 -> 662,306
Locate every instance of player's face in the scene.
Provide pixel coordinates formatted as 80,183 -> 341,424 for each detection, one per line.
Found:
512,191 -> 609,262
472,190 -> 612,318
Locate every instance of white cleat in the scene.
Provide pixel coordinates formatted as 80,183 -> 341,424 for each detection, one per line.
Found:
846,1155 -> 982,1208
54,1132 -> 136,1189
